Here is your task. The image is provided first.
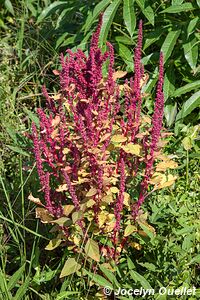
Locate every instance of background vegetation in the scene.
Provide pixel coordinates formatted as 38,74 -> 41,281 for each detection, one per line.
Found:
0,0 -> 199,299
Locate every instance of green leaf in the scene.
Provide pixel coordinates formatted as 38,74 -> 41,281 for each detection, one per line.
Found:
135,0 -> 154,25
138,262 -> 156,272
161,3 -> 195,13
84,0 -> 110,33
85,238 -> 100,262
164,103 -> 177,127
99,265 -> 120,287
124,224 -> 137,236
130,270 -> 152,289
37,1 -> 69,23
14,277 -> 31,300
189,254 -> 200,265
23,107 -> 40,127
163,63 -> 175,101
143,29 -> 162,50
161,30 -> 181,63
55,8 -> 72,29
127,257 -> 135,270
173,80 -> 200,97
60,258 -> 81,278
8,264 -> 25,291
45,239 -> 62,250
176,90 -> 200,120
118,43 -> 133,62
84,269 -> 113,288
115,35 -> 134,45
5,0 -> 15,15
56,291 -> 80,300
143,67 -> 158,94
6,145 -> 30,157
197,0 -> 200,8
187,17 -> 199,37
27,2 -> 37,17
183,35 -> 198,70
123,0 -> 136,37
99,0 -> 121,47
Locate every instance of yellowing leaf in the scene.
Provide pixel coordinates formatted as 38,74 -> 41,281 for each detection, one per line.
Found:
60,258 -> 81,278
138,220 -> 156,236
182,136 -> 193,150
124,192 -> 130,207
110,187 -> 119,194
111,134 -> 127,143
104,214 -> 116,232
72,211 -> 83,224
35,208 -> 54,223
51,129 -> 58,139
63,205 -> 74,216
98,211 -> 108,227
124,224 -> 137,237
102,194 -> 113,204
156,160 -> 178,172
56,184 -> 68,192
28,193 -> 44,206
142,115 -> 151,124
45,239 -> 62,250
130,242 -> 142,250
150,172 -> 165,185
157,174 -> 177,189
86,199 -> 96,208
140,73 -> 149,88
151,173 -> 177,190
86,188 -> 98,197
122,143 -> 141,156
100,133 -> 111,143
52,93 -> 61,100
73,235 -> 81,246
52,217 -> 71,226
52,115 -> 61,127
62,148 -> 70,155
113,70 -> 127,81
85,238 -> 100,262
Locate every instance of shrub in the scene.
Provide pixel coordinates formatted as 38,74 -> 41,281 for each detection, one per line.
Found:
28,16 -> 177,275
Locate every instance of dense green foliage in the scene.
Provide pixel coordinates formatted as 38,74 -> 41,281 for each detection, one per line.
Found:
0,1 -> 199,299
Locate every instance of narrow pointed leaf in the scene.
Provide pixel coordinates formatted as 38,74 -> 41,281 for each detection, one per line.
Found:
99,0 -> 121,47
161,30 -> 181,63
136,0 -> 154,25
37,1 -> 69,23
164,103 -> 177,127
187,17 -> 199,37
161,3 -> 195,13
163,63 -> 175,101
183,35 -> 198,70
84,269 -> 113,288
123,0 -> 136,37
173,80 -> 200,97
176,90 -> 200,120
130,270 -> 152,289
118,43 -> 133,62
84,0 -> 110,33
14,277 -> 31,300
8,264 -> 26,291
